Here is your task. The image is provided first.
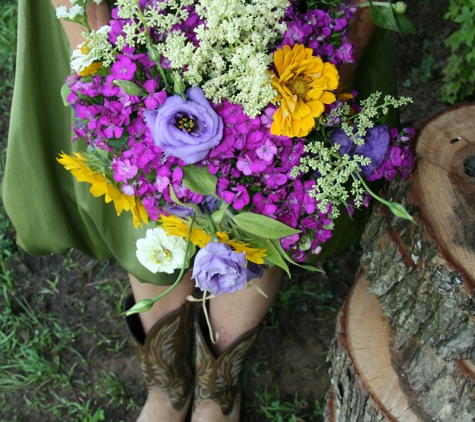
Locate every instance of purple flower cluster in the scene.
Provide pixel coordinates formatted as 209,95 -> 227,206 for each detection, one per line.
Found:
281,0 -> 357,66
64,0 -> 415,270
330,125 -> 416,181
367,127 -> 416,181
205,101 -> 334,262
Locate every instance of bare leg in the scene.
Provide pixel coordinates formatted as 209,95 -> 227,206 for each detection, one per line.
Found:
209,267 -> 283,354
128,271 -> 195,335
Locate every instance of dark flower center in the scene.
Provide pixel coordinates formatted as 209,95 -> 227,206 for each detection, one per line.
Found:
287,75 -> 312,100
174,113 -> 204,135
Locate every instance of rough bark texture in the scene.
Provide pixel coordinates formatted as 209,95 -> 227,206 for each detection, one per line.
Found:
327,104 -> 475,422
326,271 -> 424,422
358,179 -> 475,421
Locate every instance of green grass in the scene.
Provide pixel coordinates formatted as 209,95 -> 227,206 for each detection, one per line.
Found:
0,254 -> 135,421
0,0 -> 16,117
253,387 -> 325,422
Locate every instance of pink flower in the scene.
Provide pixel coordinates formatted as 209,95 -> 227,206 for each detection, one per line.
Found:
113,158 -> 138,182
256,138 -> 277,162
223,185 -> 250,211
143,79 -> 167,109
111,55 -> 137,80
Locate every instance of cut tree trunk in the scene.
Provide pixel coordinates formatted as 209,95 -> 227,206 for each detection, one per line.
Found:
326,103 -> 475,422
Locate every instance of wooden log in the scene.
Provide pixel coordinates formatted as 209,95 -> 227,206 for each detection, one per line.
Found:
326,103 -> 475,421
326,269 -> 425,422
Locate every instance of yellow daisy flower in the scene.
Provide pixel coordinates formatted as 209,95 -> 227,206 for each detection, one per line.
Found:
79,62 -> 104,77
57,152 -> 148,228
270,44 -> 339,138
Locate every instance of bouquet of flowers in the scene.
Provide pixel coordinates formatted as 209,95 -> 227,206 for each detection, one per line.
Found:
56,0 -> 416,313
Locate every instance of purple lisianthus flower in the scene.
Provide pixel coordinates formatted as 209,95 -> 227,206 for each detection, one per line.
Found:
161,204 -> 196,218
245,262 -> 264,282
192,242 -> 247,296
143,87 -> 224,164
330,125 -> 391,176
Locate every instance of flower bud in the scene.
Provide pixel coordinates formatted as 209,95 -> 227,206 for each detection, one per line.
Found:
122,299 -> 154,316
393,2 -> 407,14
388,202 -> 416,224
148,43 -> 162,66
173,72 -> 186,98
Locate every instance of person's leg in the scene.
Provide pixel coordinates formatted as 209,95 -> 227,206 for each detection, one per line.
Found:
125,272 -> 195,422
209,266 -> 283,354
128,270 -> 195,334
192,267 -> 283,422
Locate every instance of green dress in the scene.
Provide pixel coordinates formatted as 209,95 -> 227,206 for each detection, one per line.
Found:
1,0 -> 397,283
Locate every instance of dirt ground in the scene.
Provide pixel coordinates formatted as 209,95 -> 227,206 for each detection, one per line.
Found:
0,1 -> 458,420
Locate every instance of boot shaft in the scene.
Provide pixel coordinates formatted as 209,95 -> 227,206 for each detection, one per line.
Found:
123,295 -> 194,411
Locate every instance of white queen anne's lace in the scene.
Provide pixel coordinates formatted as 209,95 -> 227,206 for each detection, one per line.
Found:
111,0 -> 289,116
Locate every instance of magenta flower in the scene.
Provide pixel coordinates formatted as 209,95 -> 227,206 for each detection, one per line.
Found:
253,192 -> 279,216
223,185 -> 250,211
256,138 -> 277,162
113,158 -> 138,182
143,79 -> 167,110
281,233 -> 299,251
263,167 -> 287,189
111,55 -> 137,80
154,167 -> 171,193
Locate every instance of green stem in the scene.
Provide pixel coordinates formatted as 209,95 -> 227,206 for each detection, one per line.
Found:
81,1 -> 91,32
203,204 -> 219,242
359,1 -> 394,8
356,173 -> 387,204
357,173 -> 416,223
148,215 -> 196,304
134,0 -> 170,91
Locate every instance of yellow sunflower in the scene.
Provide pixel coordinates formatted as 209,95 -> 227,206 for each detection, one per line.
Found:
57,152 -> 148,228
159,214 -> 212,247
270,44 -> 339,138
226,240 -> 267,265
158,215 -> 267,264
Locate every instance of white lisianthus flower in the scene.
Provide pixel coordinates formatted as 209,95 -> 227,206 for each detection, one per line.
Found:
136,228 -> 187,274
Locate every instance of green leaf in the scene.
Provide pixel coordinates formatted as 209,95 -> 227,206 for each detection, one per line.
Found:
184,242 -> 196,268
370,5 -> 399,34
394,14 -> 417,34
250,237 -> 290,277
181,165 -> 217,196
270,239 -> 323,273
113,79 -> 146,96
169,185 -> 201,214
211,202 -> 229,224
61,83 -> 71,107
232,213 -> 301,239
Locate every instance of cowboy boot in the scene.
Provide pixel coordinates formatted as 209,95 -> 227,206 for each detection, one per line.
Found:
191,307 -> 265,422
123,295 -> 194,422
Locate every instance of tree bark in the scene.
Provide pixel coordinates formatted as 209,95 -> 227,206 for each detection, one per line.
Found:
326,103 -> 475,422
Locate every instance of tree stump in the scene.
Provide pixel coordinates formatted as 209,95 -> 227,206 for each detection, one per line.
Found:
325,103 -> 475,422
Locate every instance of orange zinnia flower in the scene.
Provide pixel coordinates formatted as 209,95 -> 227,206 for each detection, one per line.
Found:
270,44 -> 339,138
